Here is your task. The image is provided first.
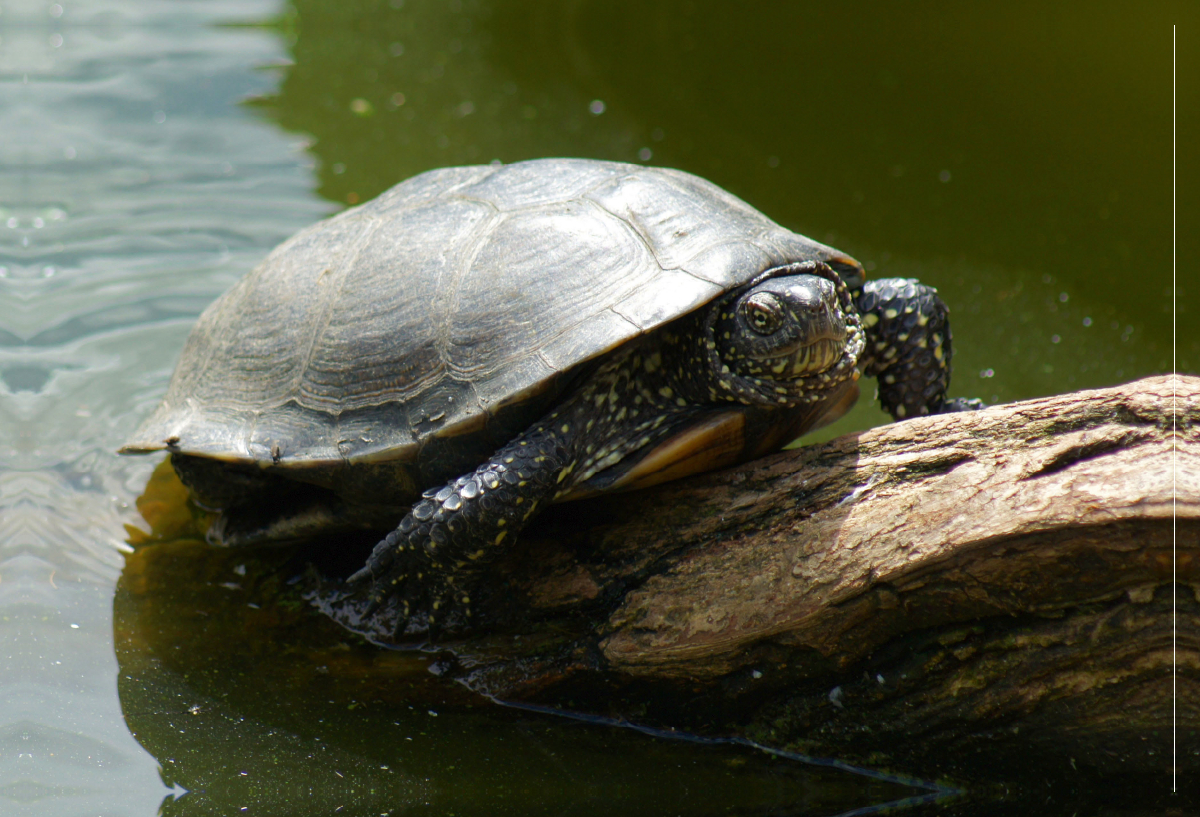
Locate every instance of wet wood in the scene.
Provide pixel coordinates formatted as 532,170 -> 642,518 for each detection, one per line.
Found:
410,374 -> 1197,787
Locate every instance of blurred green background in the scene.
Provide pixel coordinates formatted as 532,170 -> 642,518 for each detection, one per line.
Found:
248,0 -> 1188,436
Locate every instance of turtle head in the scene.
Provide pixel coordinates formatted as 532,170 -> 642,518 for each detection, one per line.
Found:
671,261 -> 864,408
715,273 -> 849,380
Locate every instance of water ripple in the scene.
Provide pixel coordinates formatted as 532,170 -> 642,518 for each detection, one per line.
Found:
0,1 -> 326,812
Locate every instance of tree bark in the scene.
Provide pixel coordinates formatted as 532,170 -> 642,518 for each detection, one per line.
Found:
336,374 -> 1196,791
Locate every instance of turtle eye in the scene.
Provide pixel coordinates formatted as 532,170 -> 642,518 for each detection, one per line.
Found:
740,292 -> 784,335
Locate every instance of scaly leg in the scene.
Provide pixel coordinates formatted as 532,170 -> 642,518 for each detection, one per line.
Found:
854,278 -> 982,418
349,425 -> 572,632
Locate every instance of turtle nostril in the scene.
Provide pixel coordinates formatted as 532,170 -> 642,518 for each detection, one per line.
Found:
783,279 -> 840,336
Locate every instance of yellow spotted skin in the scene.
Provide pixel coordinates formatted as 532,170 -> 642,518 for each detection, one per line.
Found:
350,338 -> 711,631
350,265 -> 977,636
852,278 -> 967,419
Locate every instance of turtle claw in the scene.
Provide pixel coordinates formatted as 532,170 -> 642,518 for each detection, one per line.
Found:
362,561 -> 423,622
388,599 -> 415,640
422,582 -> 472,643
351,533 -> 473,640
364,583 -> 465,643
359,585 -> 390,619
345,563 -> 374,587
939,397 -> 987,413
349,530 -> 404,587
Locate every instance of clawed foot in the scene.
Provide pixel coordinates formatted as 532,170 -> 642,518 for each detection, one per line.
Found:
938,397 -> 987,413
346,531 -> 473,641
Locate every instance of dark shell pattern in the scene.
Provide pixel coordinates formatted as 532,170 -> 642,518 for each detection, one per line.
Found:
123,159 -> 855,475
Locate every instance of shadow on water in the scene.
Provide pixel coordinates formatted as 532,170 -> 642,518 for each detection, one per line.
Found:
115,462 -> 935,816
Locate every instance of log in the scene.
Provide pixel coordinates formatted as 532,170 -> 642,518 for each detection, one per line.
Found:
320,374 -> 1196,795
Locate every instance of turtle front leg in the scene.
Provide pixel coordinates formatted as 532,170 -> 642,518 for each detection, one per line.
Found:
855,278 -> 983,419
349,427 -> 573,634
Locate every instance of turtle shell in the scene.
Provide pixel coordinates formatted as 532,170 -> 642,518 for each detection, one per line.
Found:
122,159 -> 860,500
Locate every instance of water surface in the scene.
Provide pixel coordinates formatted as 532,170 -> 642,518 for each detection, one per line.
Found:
0,1 -> 1188,814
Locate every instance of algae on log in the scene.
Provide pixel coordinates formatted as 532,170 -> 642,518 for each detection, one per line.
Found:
330,375 -> 1195,788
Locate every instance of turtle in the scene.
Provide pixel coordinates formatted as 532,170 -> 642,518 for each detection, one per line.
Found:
121,158 -> 978,633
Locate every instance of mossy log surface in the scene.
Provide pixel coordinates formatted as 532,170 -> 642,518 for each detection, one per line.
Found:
330,375 -> 1195,792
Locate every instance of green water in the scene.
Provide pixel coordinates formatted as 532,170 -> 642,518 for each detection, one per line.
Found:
249,0 -> 1190,434
0,0 -> 1190,814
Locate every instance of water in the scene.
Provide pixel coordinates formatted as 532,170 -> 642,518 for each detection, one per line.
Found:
2,2 -> 328,813
0,1 -> 1189,814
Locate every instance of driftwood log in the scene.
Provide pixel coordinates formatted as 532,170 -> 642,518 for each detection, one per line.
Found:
322,374 -> 1195,798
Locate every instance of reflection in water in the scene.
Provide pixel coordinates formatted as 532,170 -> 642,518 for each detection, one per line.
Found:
0,0 -> 325,813
114,462 -> 925,816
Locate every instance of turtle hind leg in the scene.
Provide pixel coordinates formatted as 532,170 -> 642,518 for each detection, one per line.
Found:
854,278 -> 984,419
171,453 -> 372,546
170,452 -> 283,510
349,426 -> 574,637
